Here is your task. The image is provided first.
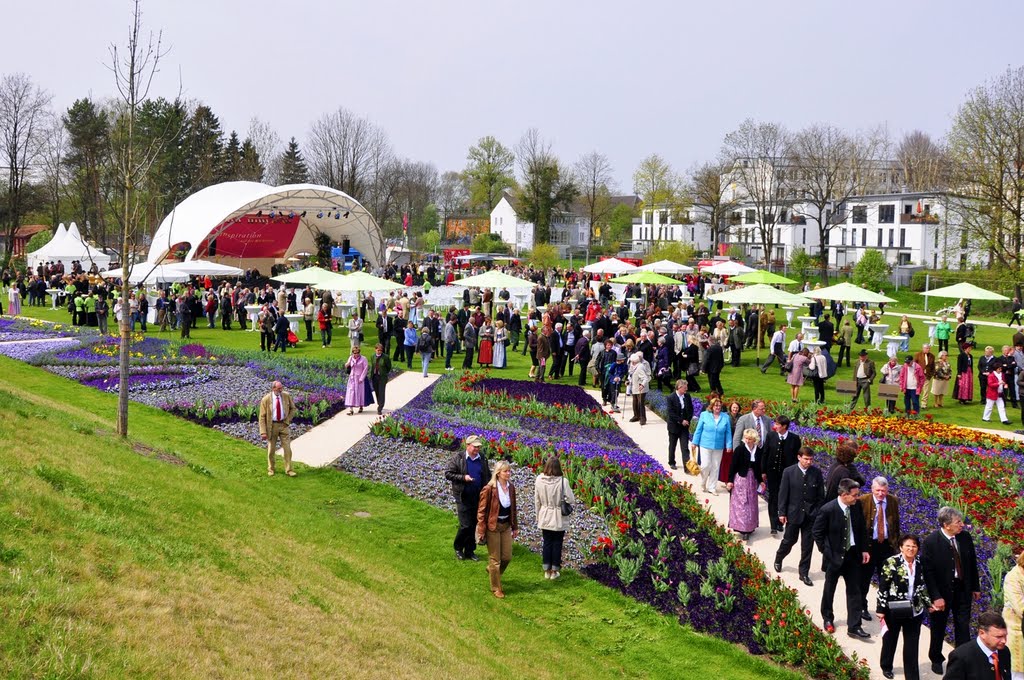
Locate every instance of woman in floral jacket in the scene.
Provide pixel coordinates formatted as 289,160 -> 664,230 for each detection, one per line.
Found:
876,533 -> 934,680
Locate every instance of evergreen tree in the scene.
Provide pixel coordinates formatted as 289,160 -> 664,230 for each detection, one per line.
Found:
63,98 -> 110,245
278,137 -> 309,184
222,130 -> 242,181
239,137 -> 264,182
183,104 -> 224,190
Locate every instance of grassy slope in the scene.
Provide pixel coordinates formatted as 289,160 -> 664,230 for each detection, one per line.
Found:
0,357 -> 799,680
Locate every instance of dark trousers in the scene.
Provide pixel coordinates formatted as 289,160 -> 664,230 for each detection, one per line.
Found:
405,345 -> 415,368
630,393 -> 646,424
837,343 -> 851,366
812,377 -> 826,403
851,378 -> 872,408
667,429 -> 689,467
578,363 -> 588,386
305,319 -> 313,341
821,549 -> 863,629
860,540 -> 895,612
766,479 -> 783,532
445,343 -> 456,369
374,378 -> 387,414
462,346 -> 475,368
775,516 -> 815,576
937,338 -> 948,354
708,370 -> 723,394
541,529 -> 565,570
392,340 -> 404,361
454,494 -> 480,557
928,585 -> 972,663
762,346 -> 787,373
855,324 -> 865,343
730,348 -> 742,367
881,615 -> 922,680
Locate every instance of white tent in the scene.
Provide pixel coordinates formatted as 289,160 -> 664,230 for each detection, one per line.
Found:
164,260 -> 244,277
702,260 -> 756,276
100,263 -> 190,284
637,259 -> 694,274
582,258 -> 638,275
27,221 -> 111,271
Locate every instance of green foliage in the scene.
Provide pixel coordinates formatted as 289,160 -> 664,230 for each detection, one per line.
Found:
470,232 -> 508,254
463,136 -> 516,213
852,249 -> 890,290
725,245 -> 744,260
422,230 -> 441,253
526,242 -> 559,270
789,246 -> 813,273
517,157 -> 578,245
602,202 -> 636,248
278,137 -> 309,184
25,229 -> 53,255
409,204 -> 439,239
646,241 -> 695,265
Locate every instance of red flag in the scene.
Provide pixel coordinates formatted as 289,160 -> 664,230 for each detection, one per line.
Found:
402,213 -> 409,233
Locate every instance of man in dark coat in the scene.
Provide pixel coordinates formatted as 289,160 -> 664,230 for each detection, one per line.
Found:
774,448 -> 824,585
574,331 -> 592,387
943,610 -> 1011,679
703,337 -> 725,393
817,313 -> 835,353
812,478 -> 870,637
444,435 -> 491,561
727,319 -> 745,367
273,313 -> 290,352
762,415 -> 802,534
922,506 -> 981,675
665,379 -> 694,470
371,343 -> 393,415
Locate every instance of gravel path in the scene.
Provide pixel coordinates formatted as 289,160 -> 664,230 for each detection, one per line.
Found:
336,434 -> 607,570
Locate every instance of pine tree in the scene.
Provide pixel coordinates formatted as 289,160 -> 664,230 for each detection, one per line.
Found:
239,137 -> 264,182
222,130 -> 242,181
278,137 -> 309,184
183,104 -> 224,190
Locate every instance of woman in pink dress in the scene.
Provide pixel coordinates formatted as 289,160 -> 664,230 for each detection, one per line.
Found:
726,429 -> 763,541
345,345 -> 369,414
786,348 -> 810,402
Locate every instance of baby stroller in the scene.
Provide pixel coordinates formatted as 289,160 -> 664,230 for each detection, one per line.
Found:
286,329 -> 299,347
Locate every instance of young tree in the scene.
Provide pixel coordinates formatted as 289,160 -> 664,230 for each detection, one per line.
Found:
0,73 -> 52,270
947,66 -> 1024,299
526,242 -> 559,270
462,135 -> 515,214
646,240 -> 696,265
720,119 -> 792,270
688,160 -> 739,253
896,130 -> 948,192
602,202 -> 635,249
246,117 -> 281,184
515,129 -> 577,245
278,136 -> 309,184
852,249 -> 890,290
436,169 -> 468,234
574,150 -> 614,245
632,153 -> 678,207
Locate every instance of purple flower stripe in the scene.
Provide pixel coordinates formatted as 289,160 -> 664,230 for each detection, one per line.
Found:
474,377 -> 602,410
0,339 -> 80,361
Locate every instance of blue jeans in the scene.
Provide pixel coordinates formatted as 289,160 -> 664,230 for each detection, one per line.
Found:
421,352 -> 432,376
899,333 -> 910,352
904,388 -> 919,414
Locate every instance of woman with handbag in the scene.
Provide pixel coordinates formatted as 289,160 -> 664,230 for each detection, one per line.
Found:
691,397 -> 732,495
786,348 -> 811,403
476,460 -> 519,599
725,428 -> 763,542
876,533 -> 934,680
534,455 -> 576,581
344,345 -> 369,415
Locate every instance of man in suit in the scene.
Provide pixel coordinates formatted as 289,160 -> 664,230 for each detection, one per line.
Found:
703,336 -> 725,394
273,312 -> 290,352
762,415 -> 802,535
915,344 -> 937,409
259,381 -> 298,477
851,349 -> 877,409
370,343 -> 393,415
813,477 -> 870,637
444,435 -> 491,561
761,324 -> 788,375
922,506 -> 982,675
462,320 -> 477,369
665,379 -> 694,470
818,313 -> 836,353
727,318 -> 745,367
943,610 -> 1011,679
732,399 -> 773,453
858,477 -> 901,621
774,448 -> 825,586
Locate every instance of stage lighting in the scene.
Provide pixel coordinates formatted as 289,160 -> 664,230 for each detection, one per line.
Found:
317,211 -> 324,219
300,211 -> 306,218
269,211 -> 276,218
256,210 -> 263,216
335,211 -> 341,219
289,211 -> 295,218
343,211 -> 350,218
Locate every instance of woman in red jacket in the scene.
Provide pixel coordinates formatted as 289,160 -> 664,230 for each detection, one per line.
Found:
983,363 -> 1011,424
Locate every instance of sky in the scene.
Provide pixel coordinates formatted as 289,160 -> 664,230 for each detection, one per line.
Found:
4,0 -> 1023,191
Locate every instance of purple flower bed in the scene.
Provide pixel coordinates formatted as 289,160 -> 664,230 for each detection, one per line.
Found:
474,377 -> 601,410
78,366 -> 216,393
0,339 -> 80,361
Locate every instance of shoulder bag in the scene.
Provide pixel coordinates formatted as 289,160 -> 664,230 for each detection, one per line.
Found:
887,599 -> 914,620
560,478 -> 573,516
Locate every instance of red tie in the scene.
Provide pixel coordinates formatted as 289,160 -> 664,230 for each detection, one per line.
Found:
276,395 -> 283,421
992,651 -> 999,678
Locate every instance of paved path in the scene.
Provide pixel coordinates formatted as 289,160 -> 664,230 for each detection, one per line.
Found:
884,309 -> 1019,329
589,388 -> 966,680
288,371 -> 439,467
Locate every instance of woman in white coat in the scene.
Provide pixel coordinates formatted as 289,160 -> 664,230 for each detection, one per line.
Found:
534,455 -> 576,580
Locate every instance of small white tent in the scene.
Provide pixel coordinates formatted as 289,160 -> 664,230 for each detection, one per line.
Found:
27,221 -> 111,271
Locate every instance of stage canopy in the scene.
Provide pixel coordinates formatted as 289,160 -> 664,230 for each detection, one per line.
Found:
146,181 -> 384,270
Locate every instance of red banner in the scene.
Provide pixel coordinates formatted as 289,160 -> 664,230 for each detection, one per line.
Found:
198,214 -> 299,259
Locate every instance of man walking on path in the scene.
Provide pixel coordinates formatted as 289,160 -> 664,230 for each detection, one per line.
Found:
774,448 -> 824,586
812,478 -> 870,638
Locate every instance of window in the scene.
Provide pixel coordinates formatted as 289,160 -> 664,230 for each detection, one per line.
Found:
802,228 -> 806,245
853,206 -> 868,223
898,252 -> 911,265
904,204 -> 913,214
888,229 -> 894,247
959,253 -> 967,270
899,229 -> 906,247
960,229 -> 968,249
775,227 -> 781,243
780,209 -> 788,222
879,204 -> 895,223
861,229 -> 867,246
745,209 -> 756,224
877,229 -> 883,247
691,227 -> 695,241
934,229 -> 939,248
841,228 -> 847,245
730,211 -> 741,225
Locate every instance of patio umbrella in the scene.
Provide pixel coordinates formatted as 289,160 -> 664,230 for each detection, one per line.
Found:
271,266 -> 338,286
321,270 -> 403,292
582,258 -> 638,275
729,270 -> 797,285
800,281 -> 895,304
637,259 -> 693,274
452,270 -> 535,289
920,281 -> 1010,301
708,284 -> 810,360
702,260 -> 756,276
609,271 -> 684,285
100,264 -> 189,284
164,260 -> 244,277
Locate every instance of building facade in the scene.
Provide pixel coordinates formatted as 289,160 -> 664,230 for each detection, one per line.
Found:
490,194 -> 593,258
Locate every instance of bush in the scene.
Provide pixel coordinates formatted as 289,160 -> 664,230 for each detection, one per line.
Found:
646,241 -> 696,265
852,249 -> 890,290
470,232 -> 509,254
525,242 -> 559,270
25,229 -> 53,256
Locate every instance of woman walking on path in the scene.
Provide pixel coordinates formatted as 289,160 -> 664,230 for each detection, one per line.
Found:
691,397 -> 731,495
417,325 -> 434,377
726,428 -> 763,541
876,534 -> 934,680
344,345 -> 369,415
627,352 -> 650,425
534,456 -> 575,581
476,460 -> 518,599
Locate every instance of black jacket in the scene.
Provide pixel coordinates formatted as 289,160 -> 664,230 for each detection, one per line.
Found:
665,391 -> 694,434
444,451 -> 491,502
763,430 -> 801,484
824,462 -> 865,502
944,639 -> 1011,679
921,529 -> 981,602
777,463 -> 824,525
812,498 -> 869,569
726,442 -> 762,482
703,343 -> 725,373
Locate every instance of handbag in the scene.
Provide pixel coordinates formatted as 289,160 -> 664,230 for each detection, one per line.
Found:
886,599 -> 914,620
559,478 -> 573,516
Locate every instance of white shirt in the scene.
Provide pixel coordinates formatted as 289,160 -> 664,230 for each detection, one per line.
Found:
857,361 -> 868,379
273,394 -> 283,421
905,365 -> 918,390
904,558 -> 916,598
497,481 -> 511,508
787,339 -> 801,354
770,330 -> 785,351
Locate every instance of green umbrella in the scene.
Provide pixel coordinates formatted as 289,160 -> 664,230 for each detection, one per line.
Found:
707,284 -> 810,360
609,271 -> 684,285
729,270 -> 797,285
800,281 -> 895,304
920,281 -> 1010,301
453,270 -> 535,289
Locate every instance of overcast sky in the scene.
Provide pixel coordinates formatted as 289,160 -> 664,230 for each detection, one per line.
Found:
4,0 -> 1022,191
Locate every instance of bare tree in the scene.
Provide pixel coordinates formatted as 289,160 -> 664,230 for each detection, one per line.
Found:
789,124 -> 887,281
688,160 -> 739,254
436,170 -> 468,236
720,119 -> 792,269
574,150 -> 614,246
516,128 -> 577,245
947,66 -> 1024,298
247,116 -> 282,184
39,111 -> 69,228
107,0 -> 178,437
896,130 -> 948,192
0,73 -> 52,269
306,107 -> 383,199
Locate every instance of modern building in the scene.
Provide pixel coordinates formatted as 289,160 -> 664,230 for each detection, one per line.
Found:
630,205 -> 714,254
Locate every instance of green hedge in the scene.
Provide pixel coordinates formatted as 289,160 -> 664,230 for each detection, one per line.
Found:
910,269 -> 1021,294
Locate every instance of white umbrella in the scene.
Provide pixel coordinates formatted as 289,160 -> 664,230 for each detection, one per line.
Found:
582,258 -> 638,275
164,260 -> 244,277
702,260 -> 756,276
708,284 -> 810,360
100,264 -> 189,284
920,281 -> 1010,301
637,259 -> 694,274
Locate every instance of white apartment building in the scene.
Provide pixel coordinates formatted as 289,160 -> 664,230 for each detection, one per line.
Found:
490,193 -> 591,258
631,204 -> 714,253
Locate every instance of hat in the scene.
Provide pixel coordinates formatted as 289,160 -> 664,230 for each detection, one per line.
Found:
858,349 -> 869,357
904,355 -> 914,363
465,435 -> 484,446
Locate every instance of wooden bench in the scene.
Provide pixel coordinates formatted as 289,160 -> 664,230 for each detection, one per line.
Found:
835,380 -> 857,395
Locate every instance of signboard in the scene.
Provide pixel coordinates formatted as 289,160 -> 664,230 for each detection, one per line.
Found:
199,214 -> 299,259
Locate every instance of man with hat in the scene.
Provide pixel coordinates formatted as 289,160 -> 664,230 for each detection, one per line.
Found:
850,349 -> 876,409
444,434 -> 491,561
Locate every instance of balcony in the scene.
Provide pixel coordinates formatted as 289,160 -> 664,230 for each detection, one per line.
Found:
900,213 -> 939,224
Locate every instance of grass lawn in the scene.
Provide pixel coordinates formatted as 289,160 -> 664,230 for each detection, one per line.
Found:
0,357 -> 800,680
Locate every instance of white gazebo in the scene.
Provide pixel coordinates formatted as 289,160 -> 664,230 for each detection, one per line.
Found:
146,181 -> 384,271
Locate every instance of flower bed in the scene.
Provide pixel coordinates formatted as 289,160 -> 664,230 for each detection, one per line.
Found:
372,372 -> 867,679
0,338 -> 80,361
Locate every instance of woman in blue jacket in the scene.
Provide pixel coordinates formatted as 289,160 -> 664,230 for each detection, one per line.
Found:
691,396 -> 732,495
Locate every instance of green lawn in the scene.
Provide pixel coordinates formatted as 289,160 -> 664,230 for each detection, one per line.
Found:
0,358 -> 800,680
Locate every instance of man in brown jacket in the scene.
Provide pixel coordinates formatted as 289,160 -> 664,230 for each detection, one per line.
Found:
536,325 -> 552,382
914,343 -> 937,409
858,476 -> 901,620
259,381 -> 298,476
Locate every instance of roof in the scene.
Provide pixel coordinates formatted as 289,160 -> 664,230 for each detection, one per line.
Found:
15,225 -> 49,238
